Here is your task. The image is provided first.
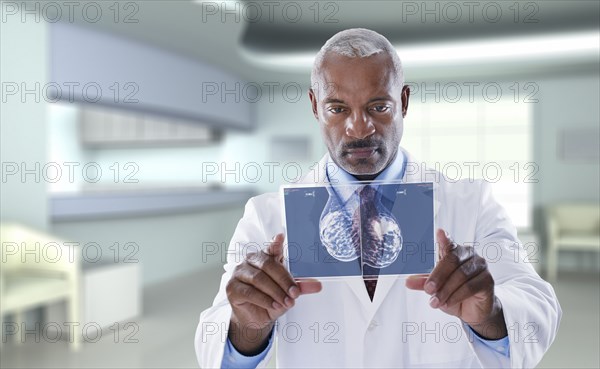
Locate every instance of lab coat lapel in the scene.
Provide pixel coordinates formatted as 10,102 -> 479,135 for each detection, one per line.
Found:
402,148 -> 442,218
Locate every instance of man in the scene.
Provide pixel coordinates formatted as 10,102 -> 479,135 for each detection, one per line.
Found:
195,28 -> 561,368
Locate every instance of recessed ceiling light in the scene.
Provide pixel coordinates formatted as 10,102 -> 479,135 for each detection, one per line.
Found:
240,30 -> 599,71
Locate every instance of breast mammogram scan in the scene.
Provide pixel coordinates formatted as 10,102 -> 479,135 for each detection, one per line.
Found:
283,182 -> 436,279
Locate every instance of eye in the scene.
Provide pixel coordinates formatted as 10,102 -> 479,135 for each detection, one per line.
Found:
328,106 -> 345,114
372,105 -> 390,113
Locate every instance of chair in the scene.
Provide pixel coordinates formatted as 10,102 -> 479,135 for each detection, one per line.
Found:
546,204 -> 600,281
0,223 -> 80,350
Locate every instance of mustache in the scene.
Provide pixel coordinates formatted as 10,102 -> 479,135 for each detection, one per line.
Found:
342,138 -> 383,151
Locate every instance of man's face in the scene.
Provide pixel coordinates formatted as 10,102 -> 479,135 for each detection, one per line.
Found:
309,52 -> 410,180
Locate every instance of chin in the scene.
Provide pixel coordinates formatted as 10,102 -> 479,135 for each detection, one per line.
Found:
332,148 -> 388,177
343,161 -> 385,177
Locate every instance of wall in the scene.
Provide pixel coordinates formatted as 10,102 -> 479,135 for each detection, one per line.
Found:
219,88 -> 326,193
0,10 -> 49,231
533,72 -> 600,272
533,73 -> 600,205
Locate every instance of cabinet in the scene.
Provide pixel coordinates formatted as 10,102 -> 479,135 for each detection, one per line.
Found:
50,22 -> 254,131
46,261 -> 141,341
80,106 -> 221,147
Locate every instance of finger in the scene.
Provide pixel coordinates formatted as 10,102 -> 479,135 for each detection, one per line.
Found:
405,274 -> 429,290
229,280 -> 283,311
247,251 -> 300,299
436,228 -> 456,259
431,257 -> 487,307
235,264 -> 291,307
425,244 -> 475,296
297,279 -> 322,295
265,233 -> 285,261
443,271 -> 494,309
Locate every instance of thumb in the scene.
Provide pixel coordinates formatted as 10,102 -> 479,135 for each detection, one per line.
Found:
436,228 -> 456,259
265,233 -> 285,262
297,279 -> 322,295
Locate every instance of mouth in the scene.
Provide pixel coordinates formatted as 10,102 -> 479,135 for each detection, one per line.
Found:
345,147 -> 378,160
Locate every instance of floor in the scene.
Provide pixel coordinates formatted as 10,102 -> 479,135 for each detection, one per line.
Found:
1,268 -> 598,368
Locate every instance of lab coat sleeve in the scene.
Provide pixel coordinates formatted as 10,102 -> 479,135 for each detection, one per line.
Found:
466,180 -> 562,368
195,196 -> 276,369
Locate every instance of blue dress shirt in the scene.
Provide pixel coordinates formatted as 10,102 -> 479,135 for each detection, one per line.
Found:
222,329 -> 274,369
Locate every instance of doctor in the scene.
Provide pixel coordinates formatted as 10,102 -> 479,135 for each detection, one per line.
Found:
195,28 -> 561,368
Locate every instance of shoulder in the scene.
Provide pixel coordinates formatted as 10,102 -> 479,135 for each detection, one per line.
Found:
241,191 -> 284,237
435,177 -> 493,221
246,191 -> 280,209
438,177 -> 487,196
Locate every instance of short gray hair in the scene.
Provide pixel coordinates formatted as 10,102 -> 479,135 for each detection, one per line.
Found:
310,28 -> 404,88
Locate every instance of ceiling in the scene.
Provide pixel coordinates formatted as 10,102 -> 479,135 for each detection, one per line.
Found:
241,0 -> 600,52
68,0 -> 600,83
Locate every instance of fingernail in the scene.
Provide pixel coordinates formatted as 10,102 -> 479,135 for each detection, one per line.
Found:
284,296 -> 294,308
429,296 -> 439,308
424,281 -> 436,294
272,301 -> 283,310
289,285 -> 300,298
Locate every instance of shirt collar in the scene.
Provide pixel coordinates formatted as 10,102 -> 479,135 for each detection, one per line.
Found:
326,146 -> 406,204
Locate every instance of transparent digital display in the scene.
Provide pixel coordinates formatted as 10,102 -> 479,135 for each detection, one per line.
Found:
282,182 -> 436,280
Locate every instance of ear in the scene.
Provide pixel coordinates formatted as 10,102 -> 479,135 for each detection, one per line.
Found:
308,88 -> 319,120
401,85 -> 410,118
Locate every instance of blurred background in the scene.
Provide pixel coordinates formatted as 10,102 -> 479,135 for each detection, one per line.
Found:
1,0 -> 598,368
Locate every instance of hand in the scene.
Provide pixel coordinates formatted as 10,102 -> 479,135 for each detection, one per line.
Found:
226,233 -> 322,354
406,229 -> 507,339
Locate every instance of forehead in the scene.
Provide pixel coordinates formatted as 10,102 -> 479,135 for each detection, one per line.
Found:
316,52 -> 398,101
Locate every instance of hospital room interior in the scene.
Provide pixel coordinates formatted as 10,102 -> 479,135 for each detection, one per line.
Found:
1,1 -> 598,368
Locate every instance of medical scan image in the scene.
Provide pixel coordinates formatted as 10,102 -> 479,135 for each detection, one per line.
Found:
355,185 -> 403,269
318,186 -> 361,262
283,182 -> 435,279
319,185 -> 403,268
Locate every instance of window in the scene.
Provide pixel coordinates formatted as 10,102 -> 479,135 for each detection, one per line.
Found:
402,97 -> 533,229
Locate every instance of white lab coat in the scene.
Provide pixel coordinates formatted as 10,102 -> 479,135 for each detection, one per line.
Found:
195,147 -> 561,368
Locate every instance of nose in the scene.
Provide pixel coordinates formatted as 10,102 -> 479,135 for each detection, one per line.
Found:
345,111 -> 375,139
